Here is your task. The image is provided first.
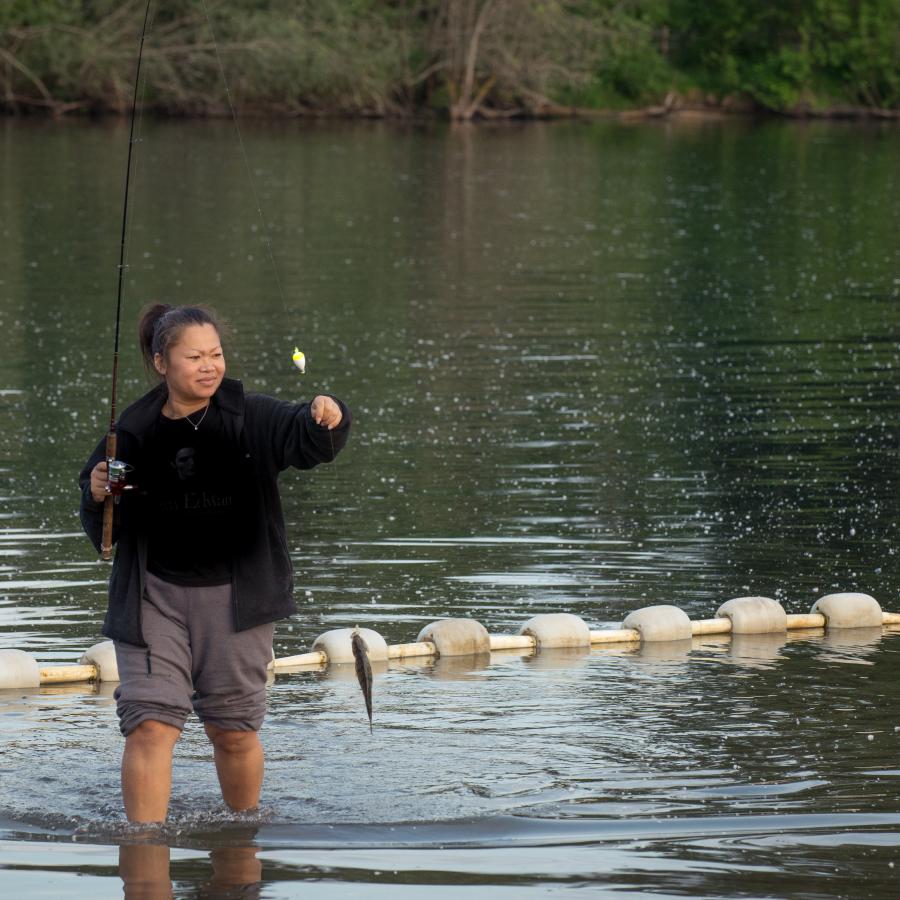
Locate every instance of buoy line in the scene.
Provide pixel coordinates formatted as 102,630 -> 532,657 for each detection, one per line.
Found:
1,592 -> 897,689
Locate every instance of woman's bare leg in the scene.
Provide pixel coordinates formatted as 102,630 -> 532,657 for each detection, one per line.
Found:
204,724 -> 264,811
121,720 -> 181,823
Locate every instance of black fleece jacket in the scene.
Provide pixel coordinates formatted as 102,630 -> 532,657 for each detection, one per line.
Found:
79,377 -> 350,646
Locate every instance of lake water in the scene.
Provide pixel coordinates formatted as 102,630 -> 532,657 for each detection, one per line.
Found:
1,115 -> 899,897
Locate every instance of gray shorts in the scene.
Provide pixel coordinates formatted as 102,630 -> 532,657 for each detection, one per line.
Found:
114,572 -> 275,736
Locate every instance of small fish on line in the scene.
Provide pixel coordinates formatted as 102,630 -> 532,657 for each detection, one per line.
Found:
351,625 -> 373,733
292,347 -> 306,373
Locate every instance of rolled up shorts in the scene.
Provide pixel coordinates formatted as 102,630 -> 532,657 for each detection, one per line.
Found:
113,572 -> 275,736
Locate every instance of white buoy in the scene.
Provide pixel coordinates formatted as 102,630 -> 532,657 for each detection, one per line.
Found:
312,628 -> 389,664
0,649 -> 40,689
518,613 -> 591,649
622,605 -> 692,642
716,596 -> 787,634
78,640 -> 120,682
811,592 -> 883,629
416,618 -> 491,657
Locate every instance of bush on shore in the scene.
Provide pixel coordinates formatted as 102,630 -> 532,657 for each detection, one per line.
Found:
1,0 -> 898,117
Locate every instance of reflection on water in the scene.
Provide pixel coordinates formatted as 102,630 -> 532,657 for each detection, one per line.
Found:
727,632 -> 788,668
1,117 -> 899,895
119,835 -> 262,899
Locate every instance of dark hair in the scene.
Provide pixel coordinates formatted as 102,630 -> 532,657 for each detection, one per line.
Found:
138,304 -> 225,378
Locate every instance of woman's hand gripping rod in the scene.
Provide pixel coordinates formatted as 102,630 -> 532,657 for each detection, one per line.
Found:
99,432 -> 135,561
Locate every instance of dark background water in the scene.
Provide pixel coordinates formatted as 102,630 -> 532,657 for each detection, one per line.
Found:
0,117 -> 899,897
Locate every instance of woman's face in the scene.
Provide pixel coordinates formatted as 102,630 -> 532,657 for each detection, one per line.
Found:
154,323 -> 225,407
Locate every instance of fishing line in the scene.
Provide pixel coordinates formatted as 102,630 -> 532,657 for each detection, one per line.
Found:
198,0 -> 337,461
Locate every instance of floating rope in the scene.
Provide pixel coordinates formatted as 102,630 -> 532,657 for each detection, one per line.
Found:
5,593 -> 898,688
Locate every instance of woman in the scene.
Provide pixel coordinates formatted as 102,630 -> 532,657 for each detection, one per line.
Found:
79,304 -> 350,823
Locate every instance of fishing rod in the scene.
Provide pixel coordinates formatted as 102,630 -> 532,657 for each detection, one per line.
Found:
100,0 -> 155,561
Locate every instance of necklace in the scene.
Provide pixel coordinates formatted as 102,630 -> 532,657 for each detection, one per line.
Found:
183,404 -> 210,430
167,403 -> 210,431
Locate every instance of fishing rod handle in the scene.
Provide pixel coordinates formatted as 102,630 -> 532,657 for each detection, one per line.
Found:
101,498 -> 114,562
101,431 -> 116,562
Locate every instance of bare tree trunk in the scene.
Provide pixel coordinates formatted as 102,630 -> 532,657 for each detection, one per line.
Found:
457,0 -> 495,118
442,0 -> 498,120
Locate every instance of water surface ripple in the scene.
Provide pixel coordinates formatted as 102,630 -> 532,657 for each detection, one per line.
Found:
1,117 -> 898,897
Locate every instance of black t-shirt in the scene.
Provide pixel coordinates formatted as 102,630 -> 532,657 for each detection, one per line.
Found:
143,404 -> 247,585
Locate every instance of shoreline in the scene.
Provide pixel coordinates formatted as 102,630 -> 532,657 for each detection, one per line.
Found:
1,100 -> 897,124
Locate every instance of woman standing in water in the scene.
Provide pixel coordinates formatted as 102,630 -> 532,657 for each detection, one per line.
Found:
79,304 -> 350,823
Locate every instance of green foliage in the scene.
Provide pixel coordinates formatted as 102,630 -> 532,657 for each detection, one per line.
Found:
597,44 -> 673,103
667,0 -> 900,110
0,0 -> 77,30
555,49 -> 673,109
0,0 -> 897,114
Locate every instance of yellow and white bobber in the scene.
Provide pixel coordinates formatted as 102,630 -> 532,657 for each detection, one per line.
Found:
292,347 -> 306,374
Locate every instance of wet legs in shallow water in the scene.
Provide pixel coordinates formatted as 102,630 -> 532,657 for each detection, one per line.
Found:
121,719 -> 264,822
121,721 -> 180,823
204,723 -> 264,813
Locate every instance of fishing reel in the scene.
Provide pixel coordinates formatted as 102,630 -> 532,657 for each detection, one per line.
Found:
106,459 -> 135,499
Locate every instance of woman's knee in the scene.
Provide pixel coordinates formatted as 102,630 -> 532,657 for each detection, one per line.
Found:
205,725 -> 260,755
125,719 -> 181,749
